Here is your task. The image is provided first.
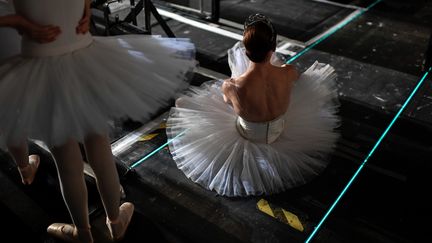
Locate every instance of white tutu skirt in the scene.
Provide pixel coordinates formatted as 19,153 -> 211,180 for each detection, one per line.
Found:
0,35 -> 195,147
167,62 -> 340,197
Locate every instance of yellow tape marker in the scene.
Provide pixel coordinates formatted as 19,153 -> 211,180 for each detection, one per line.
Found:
139,133 -> 158,141
159,123 -> 167,129
257,199 -> 304,232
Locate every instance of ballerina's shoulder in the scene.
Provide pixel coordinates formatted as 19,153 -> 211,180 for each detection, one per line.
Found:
280,64 -> 300,81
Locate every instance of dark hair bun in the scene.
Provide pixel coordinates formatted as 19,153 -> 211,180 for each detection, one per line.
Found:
243,22 -> 277,63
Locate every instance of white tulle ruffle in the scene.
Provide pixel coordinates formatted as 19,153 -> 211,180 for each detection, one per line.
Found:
0,35 -> 195,147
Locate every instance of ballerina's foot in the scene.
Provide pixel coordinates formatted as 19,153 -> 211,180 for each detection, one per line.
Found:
47,223 -> 93,243
106,202 -> 135,242
18,154 -> 40,185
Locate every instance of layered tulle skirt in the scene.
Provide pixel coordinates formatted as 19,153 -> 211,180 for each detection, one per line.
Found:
166,62 -> 340,197
0,35 -> 195,147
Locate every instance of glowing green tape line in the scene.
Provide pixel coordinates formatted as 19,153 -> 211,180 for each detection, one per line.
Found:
305,66 -> 432,243
130,129 -> 188,168
287,0 -> 382,64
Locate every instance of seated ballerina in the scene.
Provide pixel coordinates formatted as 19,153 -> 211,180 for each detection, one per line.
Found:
167,14 -> 340,197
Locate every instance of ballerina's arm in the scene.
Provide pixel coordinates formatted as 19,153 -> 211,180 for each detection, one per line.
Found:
222,79 -> 234,105
76,0 -> 91,34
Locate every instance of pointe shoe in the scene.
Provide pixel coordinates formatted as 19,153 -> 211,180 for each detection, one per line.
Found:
18,154 -> 40,185
106,202 -> 135,241
47,223 -> 93,243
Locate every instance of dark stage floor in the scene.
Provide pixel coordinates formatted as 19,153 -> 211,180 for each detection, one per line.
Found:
1,0 -> 432,242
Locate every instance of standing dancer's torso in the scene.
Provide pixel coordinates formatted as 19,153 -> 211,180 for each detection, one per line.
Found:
14,0 -> 92,57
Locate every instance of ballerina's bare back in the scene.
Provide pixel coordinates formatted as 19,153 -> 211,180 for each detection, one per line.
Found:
222,59 -> 299,123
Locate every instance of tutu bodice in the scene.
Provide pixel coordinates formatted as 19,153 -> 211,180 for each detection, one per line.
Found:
236,115 -> 285,144
14,0 -> 92,56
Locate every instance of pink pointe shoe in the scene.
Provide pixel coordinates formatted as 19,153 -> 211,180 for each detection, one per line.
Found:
47,223 -> 93,243
18,154 -> 40,185
106,202 -> 135,241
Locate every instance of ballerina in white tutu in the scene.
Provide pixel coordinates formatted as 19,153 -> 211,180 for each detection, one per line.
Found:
0,0 -> 195,242
167,13 -> 340,197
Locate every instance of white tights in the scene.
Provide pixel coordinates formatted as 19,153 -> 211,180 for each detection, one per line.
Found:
50,133 -> 120,229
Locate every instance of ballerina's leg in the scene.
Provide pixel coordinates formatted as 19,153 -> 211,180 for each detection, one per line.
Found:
83,133 -> 134,241
7,140 -> 40,185
49,139 -> 93,243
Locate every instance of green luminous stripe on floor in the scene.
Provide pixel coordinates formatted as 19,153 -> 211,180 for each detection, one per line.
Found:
305,66 -> 432,243
130,129 -> 188,168
287,0 -> 383,64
